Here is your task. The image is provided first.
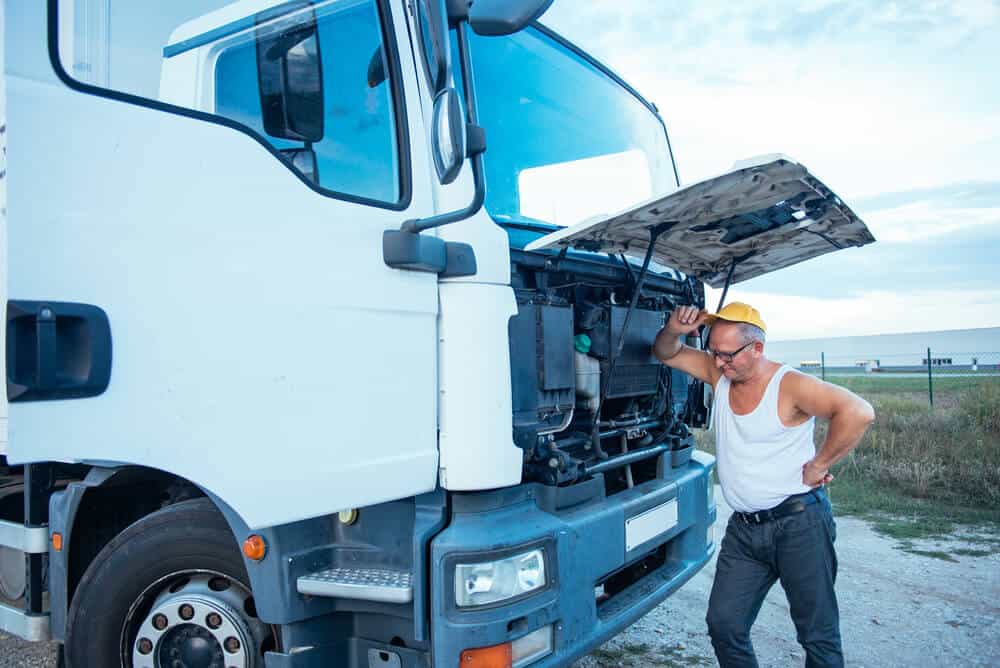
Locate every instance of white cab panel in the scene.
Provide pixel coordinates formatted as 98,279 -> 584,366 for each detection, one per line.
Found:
437,282 -> 521,490
5,2 -> 439,528
0,0 -> 7,454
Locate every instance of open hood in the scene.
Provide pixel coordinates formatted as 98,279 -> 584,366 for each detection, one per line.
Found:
524,155 -> 875,288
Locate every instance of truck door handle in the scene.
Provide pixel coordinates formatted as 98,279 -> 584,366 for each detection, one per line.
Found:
6,300 -> 112,402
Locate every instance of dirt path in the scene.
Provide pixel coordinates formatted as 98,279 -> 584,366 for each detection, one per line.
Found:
2,487 -> 997,667
575,486 -> 1000,667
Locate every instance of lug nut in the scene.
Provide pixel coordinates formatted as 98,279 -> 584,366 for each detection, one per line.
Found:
152,614 -> 169,630
206,612 -> 223,629
137,637 -> 153,654
179,604 -> 194,620
224,637 -> 241,653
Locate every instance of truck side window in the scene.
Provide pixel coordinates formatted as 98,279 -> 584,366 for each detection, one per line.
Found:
52,0 -> 404,207
214,1 -> 400,202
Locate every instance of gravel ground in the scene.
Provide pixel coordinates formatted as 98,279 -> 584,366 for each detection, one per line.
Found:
0,634 -> 56,668
2,487 -> 997,667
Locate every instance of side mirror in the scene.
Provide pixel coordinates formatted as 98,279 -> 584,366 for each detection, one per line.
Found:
280,147 -> 319,184
431,88 -> 465,185
467,0 -> 555,36
414,0 -> 451,93
255,3 -> 324,142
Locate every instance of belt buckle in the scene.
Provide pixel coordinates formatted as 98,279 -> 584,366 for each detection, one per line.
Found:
753,512 -> 762,524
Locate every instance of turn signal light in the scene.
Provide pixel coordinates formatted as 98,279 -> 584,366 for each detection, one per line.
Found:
460,626 -> 554,667
242,534 -> 266,561
51,532 -> 63,552
459,643 -> 512,668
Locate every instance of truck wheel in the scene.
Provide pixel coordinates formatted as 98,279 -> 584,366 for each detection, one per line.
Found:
64,498 -> 272,668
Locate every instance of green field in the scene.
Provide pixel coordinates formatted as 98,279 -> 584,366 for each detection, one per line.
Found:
814,373 -> 1000,397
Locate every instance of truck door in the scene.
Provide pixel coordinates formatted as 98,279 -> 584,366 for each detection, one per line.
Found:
0,0 -> 7,457
5,1 -> 439,528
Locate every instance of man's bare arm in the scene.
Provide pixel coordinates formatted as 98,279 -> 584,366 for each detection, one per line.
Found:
784,372 -> 875,486
652,306 -> 720,386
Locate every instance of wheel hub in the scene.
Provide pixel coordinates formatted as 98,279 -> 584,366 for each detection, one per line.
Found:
157,624 -> 223,667
129,574 -> 265,668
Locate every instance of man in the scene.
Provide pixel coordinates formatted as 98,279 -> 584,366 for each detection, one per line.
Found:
653,301 -> 874,668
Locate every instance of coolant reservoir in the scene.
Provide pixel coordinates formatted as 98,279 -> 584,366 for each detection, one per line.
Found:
574,334 -> 601,412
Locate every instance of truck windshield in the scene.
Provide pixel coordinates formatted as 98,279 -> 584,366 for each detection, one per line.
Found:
464,26 -> 677,229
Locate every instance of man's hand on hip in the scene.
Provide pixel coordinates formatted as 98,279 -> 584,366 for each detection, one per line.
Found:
803,459 -> 834,488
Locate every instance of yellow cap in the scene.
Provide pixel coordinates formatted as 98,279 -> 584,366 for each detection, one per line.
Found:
703,301 -> 766,333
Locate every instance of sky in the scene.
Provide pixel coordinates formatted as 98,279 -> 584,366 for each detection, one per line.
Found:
540,0 -> 1000,341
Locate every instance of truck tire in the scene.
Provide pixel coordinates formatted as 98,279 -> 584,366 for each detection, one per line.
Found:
64,498 -> 272,668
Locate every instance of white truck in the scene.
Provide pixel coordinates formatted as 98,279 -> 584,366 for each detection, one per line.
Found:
0,1 -> 873,666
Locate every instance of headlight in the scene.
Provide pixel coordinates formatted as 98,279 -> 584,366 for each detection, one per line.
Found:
454,548 -> 546,607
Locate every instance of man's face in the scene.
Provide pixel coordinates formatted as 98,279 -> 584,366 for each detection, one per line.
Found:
707,322 -> 761,382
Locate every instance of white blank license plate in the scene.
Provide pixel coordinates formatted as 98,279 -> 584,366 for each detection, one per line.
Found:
625,499 -> 678,551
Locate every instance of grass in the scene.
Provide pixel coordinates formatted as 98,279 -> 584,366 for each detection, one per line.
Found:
822,374 -> 1000,398
696,375 -> 1000,557
829,379 -> 1000,510
588,641 -> 712,667
952,548 -> 993,557
900,547 -> 958,562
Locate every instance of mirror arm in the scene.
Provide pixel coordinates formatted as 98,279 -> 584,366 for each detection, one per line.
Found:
400,18 -> 486,234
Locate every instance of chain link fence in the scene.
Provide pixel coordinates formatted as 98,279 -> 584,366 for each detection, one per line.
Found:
794,350 -> 1000,406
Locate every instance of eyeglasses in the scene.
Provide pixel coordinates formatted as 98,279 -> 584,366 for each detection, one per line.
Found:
708,341 -> 755,363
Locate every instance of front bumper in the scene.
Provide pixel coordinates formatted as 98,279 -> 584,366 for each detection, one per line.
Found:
430,451 -> 717,666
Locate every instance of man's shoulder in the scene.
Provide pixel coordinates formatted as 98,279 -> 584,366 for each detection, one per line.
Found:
777,366 -> 824,398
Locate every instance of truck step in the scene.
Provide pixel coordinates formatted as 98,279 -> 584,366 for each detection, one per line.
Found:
0,602 -> 50,642
297,568 -> 413,603
0,520 -> 48,553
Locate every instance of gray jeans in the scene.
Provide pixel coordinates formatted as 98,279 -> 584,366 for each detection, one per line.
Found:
706,492 -> 842,668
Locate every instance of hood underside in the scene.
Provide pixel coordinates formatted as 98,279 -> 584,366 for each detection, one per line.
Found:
524,155 -> 876,288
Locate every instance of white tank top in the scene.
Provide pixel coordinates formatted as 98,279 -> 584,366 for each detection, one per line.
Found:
712,365 -> 815,513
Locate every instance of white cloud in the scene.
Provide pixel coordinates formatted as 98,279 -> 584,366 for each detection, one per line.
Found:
862,202 -> 1000,243
539,2 -> 1000,338
541,1 -> 1000,198
706,288 -> 1000,340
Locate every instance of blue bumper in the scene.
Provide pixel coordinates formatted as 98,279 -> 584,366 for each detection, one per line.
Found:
430,452 -> 717,666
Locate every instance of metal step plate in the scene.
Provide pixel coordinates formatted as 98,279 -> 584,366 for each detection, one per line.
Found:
297,568 -> 413,603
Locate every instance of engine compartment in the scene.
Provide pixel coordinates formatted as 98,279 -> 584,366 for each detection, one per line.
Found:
508,245 -> 707,493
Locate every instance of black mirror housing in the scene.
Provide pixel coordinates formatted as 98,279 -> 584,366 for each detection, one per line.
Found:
468,0 -> 555,36
255,3 -> 324,142
383,230 -> 477,277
